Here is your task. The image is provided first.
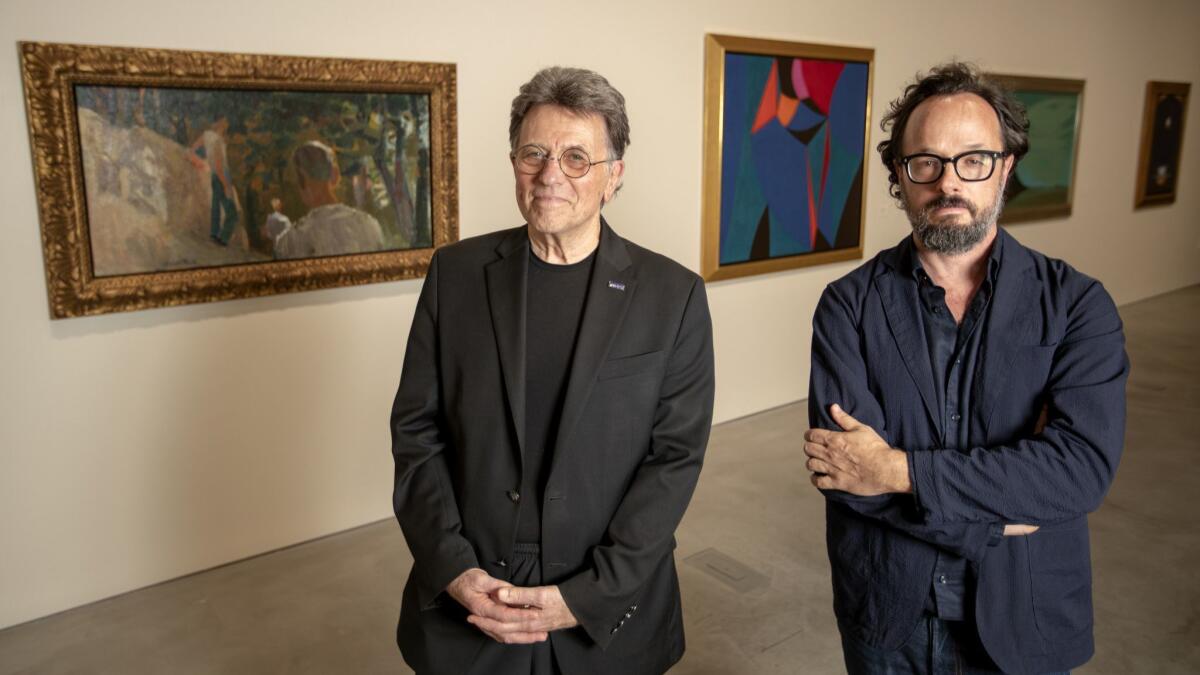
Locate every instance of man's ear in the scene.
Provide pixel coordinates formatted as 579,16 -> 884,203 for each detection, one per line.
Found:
604,160 -> 625,202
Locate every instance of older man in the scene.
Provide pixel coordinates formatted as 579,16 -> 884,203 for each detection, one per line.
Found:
804,63 -> 1128,674
390,66 -> 714,675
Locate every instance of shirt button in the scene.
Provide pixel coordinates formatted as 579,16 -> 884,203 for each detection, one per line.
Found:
496,559 -> 508,568
950,413 -> 961,422
507,490 -> 520,503
939,575 -> 948,584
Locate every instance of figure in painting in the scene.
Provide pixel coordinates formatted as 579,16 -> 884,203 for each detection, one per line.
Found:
275,141 -> 385,260
188,117 -> 242,246
262,197 -> 293,250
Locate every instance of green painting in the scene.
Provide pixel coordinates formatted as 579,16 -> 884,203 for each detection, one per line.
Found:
75,85 -> 432,277
994,75 -> 1084,224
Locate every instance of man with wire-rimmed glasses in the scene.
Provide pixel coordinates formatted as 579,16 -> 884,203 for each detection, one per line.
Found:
804,62 -> 1127,674
390,66 -> 714,675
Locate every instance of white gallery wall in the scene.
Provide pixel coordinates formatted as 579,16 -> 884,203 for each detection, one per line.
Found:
2,0 -> 1197,629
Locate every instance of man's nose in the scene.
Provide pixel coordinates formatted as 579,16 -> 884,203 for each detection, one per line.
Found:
934,162 -> 964,193
536,157 -> 565,184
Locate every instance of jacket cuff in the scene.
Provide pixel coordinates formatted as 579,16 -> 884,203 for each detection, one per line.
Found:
557,570 -> 637,650
909,449 -> 939,517
417,543 -> 480,610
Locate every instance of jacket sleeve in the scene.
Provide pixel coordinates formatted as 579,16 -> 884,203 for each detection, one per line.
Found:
390,251 -> 479,608
810,283 -> 1001,562
557,277 -> 715,649
909,279 -> 1129,523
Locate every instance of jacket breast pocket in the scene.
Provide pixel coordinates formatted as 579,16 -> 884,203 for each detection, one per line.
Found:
597,350 -> 666,381
1026,516 -> 1093,642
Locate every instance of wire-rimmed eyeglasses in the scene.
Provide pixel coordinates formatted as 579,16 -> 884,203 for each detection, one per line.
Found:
900,150 -> 1007,184
512,145 -> 615,179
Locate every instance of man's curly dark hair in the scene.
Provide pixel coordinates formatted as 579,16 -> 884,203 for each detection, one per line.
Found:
877,62 -> 1030,200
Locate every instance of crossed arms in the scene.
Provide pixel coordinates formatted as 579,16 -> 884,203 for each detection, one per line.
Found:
803,278 -> 1128,560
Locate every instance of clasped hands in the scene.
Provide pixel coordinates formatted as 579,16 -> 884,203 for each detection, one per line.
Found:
446,568 -> 578,644
804,403 -> 1038,536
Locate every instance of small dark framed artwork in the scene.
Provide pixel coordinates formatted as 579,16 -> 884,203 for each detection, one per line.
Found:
1135,80 -> 1190,208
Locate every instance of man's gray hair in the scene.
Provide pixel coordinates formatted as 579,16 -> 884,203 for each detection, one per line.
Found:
509,66 -> 630,160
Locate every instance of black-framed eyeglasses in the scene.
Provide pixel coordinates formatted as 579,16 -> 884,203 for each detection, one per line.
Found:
899,150 -> 1007,184
512,145 -> 614,179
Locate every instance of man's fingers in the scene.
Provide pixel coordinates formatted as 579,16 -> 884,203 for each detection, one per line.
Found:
830,403 -> 860,431
811,473 -> 837,490
472,624 -> 548,644
803,441 -> 828,459
806,457 -> 833,475
497,586 -> 544,608
467,614 -> 549,643
804,428 -> 832,444
471,598 -> 542,623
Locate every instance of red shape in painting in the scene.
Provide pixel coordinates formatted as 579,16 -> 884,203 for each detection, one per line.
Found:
801,60 -> 844,115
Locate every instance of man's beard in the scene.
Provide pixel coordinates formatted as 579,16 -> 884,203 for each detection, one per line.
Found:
903,190 -> 1004,255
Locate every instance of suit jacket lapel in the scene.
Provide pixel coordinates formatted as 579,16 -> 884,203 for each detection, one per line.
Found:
876,242 -> 943,439
550,220 -> 636,473
485,229 -> 530,469
978,230 -> 1041,435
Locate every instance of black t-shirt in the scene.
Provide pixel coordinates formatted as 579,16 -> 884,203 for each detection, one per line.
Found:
517,248 -> 596,543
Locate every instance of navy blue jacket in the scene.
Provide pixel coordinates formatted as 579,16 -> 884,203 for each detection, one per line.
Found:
809,230 -> 1128,674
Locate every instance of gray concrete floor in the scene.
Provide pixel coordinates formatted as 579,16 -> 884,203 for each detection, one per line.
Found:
1,285 -> 1197,674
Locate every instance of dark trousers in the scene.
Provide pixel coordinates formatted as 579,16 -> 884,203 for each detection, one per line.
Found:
466,543 -> 560,675
209,174 -> 239,244
841,616 -> 1069,675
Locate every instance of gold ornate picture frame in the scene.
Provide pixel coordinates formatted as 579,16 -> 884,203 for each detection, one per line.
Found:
20,42 -> 458,319
1135,80 -> 1190,208
701,34 -> 872,281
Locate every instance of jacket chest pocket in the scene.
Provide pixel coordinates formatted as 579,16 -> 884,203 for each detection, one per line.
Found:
981,343 -> 1058,439
597,350 -> 666,381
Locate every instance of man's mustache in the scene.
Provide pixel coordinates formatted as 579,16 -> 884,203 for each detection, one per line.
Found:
925,196 -> 974,213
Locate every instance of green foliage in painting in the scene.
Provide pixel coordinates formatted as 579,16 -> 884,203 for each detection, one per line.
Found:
74,85 -> 433,255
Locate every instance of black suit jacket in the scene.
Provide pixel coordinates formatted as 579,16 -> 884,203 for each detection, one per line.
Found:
809,230 -> 1129,675
391,221 -> 714,674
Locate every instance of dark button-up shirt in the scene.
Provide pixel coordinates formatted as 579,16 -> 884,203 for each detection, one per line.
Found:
902,236 -> 1002,620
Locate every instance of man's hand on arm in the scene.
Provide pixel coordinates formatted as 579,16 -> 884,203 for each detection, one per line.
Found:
445,568 -> 547,644
806,404 -> 1041,536
804,404 -> 912,496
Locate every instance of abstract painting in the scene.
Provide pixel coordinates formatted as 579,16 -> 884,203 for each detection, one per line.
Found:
991,74 -> 1084,224
20,42 -> 458,318
1135,81 -> 1190,208
702,34 -> 872,281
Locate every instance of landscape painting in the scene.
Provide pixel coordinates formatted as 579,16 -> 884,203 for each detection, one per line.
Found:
20,42 -> 458,318
75,86 -> 433,276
